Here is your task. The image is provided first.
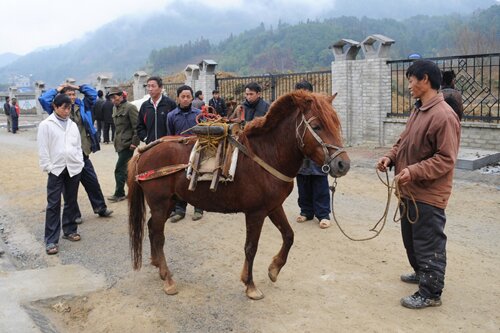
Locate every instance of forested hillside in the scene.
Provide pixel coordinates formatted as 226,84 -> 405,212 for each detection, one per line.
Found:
147,5 -> 500,76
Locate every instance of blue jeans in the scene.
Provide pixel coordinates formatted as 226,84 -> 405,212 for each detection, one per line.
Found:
296,174 -> 331,220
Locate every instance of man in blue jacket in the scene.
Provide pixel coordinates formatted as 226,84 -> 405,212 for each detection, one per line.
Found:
39,83 -> 113,221
166,85 -> 203,223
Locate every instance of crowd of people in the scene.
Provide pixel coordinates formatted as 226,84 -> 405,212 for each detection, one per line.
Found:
25,62 -> 464,309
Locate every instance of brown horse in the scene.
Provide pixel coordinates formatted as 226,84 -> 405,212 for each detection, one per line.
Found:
128,90 -> 350,299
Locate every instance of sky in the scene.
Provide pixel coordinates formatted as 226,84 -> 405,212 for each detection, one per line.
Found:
1,0 -> 498,56
1,0 -> 336,55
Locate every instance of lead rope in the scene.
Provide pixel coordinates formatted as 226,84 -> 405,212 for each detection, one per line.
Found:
330,169 -> 419,241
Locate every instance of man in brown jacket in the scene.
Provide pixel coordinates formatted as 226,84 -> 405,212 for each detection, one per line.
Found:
377,60 -> 461,309
108,87 -> 140,202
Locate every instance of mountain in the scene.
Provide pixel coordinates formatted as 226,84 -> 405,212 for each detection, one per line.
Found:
0,53 -> 21,68
0,1 -> 498,86
147,5 -> 500,75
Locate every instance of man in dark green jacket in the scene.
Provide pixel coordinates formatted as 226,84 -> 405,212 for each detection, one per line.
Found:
108,87 -> 140,202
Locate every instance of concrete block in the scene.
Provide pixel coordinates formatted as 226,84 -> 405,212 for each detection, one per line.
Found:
456,148 -> 500,170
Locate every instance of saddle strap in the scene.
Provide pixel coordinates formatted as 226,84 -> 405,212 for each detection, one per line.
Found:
227,136 -> 293,183
136,164 -> 189,182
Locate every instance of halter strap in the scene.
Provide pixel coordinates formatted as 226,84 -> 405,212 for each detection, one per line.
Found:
296,113 -> 344,173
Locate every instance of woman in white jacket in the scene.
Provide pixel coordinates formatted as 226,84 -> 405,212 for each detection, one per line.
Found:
37,94 -> 84,255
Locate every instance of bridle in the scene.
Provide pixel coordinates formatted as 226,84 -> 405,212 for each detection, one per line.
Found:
296,113 -> 345,174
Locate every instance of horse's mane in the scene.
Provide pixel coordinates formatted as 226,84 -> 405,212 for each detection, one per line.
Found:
245,90 -> 343,144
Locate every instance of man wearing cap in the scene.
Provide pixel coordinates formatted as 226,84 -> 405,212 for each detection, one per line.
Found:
107,87 -> 140,202
39,83 -> 113,221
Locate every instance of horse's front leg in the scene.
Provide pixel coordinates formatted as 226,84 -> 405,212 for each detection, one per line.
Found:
149,206 -> 177,295
241,212 -> 266,300
267,205 -> 294,282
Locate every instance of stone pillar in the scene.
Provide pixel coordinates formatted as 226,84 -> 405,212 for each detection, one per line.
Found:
331,35 -> 394,146
197,59 -> 218,100
8,86 -> 17,100
35,81 -> 46,115
96,75 -> 110,94
133,71 -> 148,100
330,39 -> 361,145
184,65 -> 200,91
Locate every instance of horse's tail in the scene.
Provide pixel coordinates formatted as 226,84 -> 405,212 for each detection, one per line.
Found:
128,153 -> 145,270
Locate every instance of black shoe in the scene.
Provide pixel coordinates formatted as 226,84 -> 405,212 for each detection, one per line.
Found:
400,272 -> 420,284
169,213 -> 185,223
98,208 -> 113,217
400,292 -> 442,309
108,195 -> 126,202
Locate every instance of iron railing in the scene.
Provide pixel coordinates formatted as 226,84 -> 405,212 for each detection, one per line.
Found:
215,70 -> 331,104
163,82 -> 184,100
388,53 -> 500,122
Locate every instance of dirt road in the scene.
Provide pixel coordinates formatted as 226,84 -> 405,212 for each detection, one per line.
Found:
0,127 -> 499,332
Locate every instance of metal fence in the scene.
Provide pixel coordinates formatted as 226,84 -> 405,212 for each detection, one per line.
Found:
163,82 -> 184,100
388,53 -> 500,122
215,70 -> 331,104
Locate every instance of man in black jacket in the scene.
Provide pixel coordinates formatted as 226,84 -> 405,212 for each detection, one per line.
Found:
208,89 -> 227,117
93,90 -> 105,143
242,82 -> 269,121
137,76 -> 177,144
4,96 -> 11,132
102,94 -> 115,144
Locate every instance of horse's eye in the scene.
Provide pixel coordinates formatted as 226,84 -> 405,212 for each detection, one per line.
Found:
312,125 -> 321,131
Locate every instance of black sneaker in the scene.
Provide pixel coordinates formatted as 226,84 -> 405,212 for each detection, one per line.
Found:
107,195 -> 126,202
400,292 -> 442,309
98,208 -> 113,217
400,272 -> 420,284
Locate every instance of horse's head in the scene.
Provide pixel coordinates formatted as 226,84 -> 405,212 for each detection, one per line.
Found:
293,90 -> 350,178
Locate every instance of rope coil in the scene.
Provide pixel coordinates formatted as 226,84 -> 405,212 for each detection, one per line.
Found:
331,168 -> 419,241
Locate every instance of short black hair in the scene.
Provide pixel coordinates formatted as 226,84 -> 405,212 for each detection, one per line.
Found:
212,89 -> 219,94
147,76 -> 163,88
295,80 -> 313,92
245,82 -> 262,93
53,94 -> 72,107
97,90 -> 104,98
177,85 -> 193,97
195,90 -> 203,98
406,60 -> 441,91
5,96 -> 9,101
442,70 -> 456,87
61,86 -> 77,94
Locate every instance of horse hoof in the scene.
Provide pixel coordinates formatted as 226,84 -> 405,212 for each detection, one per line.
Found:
268,266 -> 280,282
163,283 -> 178,295
246,287 -> 264,300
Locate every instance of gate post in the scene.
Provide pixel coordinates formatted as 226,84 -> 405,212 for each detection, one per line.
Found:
197,60 -> 217,102
331,35 -> 394,146
331,39 -> 361,146
35,81 -> 45,116
132,71 -> 148,100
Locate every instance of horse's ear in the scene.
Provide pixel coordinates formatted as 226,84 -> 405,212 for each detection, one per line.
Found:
328,92 -> 338,103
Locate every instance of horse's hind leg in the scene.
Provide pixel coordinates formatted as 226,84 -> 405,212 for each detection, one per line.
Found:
241,212 -> 266,300
149,203 -> 177,295
267,205 -> 294,282
148,200 -> 175,268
